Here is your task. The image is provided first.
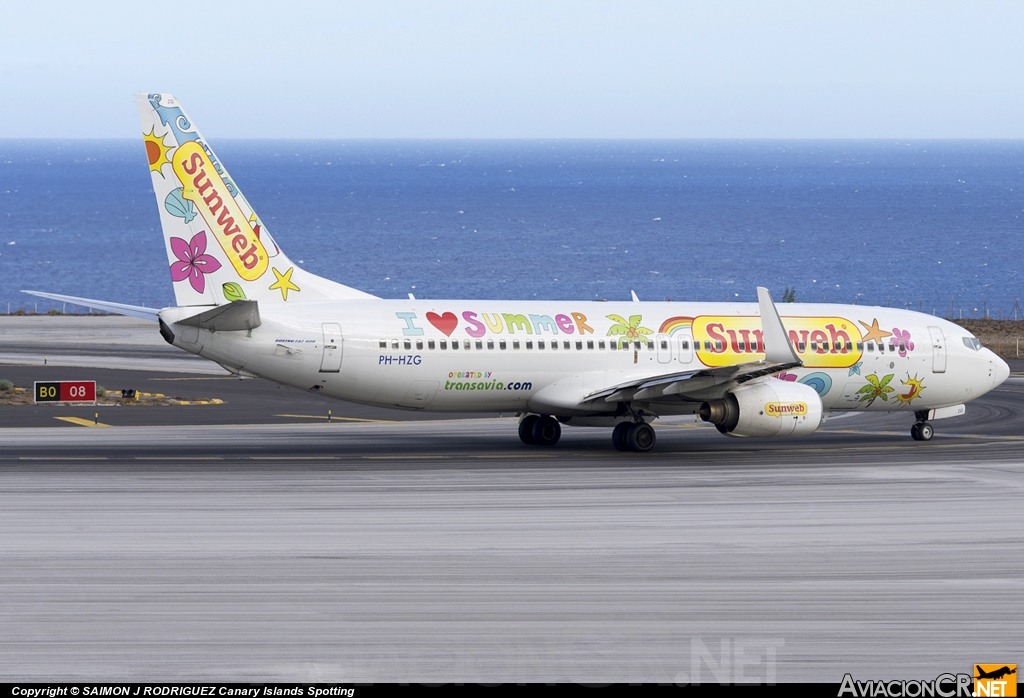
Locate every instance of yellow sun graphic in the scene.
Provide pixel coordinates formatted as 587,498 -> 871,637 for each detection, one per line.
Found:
896,374 -> 925,404
143,128 -> 172,175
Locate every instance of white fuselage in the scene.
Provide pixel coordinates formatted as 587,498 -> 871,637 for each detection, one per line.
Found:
160,299 -> 1008,419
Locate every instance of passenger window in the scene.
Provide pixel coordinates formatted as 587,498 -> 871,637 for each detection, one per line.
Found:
487,340 -> 494,350
428,340 -> 435,350
634,341 -> 641,350
798,341 -> 806,352
404,339 -> 411,350
587,340 -> 594,349
660,340 -> 668,350
440,340 -> 447,349
499,340 -> 507,350
610,341 -> 617,351
899,342 -> 905,353
738,341 -> 745,351
810,342 -> 818,351
866,342 -> 873,352
379,340 -> 387,349
464,340 -> 471,350
647,341 -> 654,350
599,340 -> 606,349
391,339 -> 399,350
682,340 -> 689,350
855,341 -> 862,351
416,340 -> 423,350
475,340 -> 482,350
846,341 -> 852,351
452,340 -> 459,350
576,341 -> 583,350
749,340 -> 757,351
538,340 -> 545,349
525,341 -> 533,350
715,341 -> 723,351
551,341 -> 557,350
888,343 -> 895,352
513,340 -> 520,350
704,341 -> 712,351
563,341 -> 570,350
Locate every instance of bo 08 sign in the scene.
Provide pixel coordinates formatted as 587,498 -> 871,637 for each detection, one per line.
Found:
34,381 -> 96,403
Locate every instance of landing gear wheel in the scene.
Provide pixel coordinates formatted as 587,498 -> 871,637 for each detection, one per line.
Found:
532,416 -> 561,447
910,423 -> 921,441
612,422 -> 631,451
915,422 -> 934,441
519,415 -> 539,445
626,422 -> 656,452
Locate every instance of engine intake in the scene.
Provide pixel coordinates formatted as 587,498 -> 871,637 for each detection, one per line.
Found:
700,380 -> 824,437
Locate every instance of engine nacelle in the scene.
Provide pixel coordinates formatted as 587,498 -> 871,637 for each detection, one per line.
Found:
699,380 -> 824,437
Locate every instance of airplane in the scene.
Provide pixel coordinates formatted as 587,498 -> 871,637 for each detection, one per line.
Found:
22,93 -> 1011,451
976,666 -> 1016,681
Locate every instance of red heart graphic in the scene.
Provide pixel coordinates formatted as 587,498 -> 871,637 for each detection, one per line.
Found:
426,311 -> 458,336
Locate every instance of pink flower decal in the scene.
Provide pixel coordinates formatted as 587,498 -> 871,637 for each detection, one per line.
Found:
891,328 -> 914,357
169,231 -> 222,294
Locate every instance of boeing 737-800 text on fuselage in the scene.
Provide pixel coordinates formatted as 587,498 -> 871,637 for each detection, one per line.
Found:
23,94 -> 1010,451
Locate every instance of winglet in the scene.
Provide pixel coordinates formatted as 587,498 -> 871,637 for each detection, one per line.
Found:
757,287 -> 801,364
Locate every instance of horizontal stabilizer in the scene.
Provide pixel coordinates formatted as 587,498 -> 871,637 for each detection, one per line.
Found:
176,300 -> 261,331
20,290 -> 160,321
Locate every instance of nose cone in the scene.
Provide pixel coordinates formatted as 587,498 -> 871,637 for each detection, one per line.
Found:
994,355 -> 1010,387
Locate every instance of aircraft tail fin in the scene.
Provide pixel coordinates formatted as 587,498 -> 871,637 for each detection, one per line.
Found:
136,94 -> 376,307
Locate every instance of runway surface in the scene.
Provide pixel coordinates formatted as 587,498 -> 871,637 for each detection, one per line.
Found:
1,318 -> 1022,683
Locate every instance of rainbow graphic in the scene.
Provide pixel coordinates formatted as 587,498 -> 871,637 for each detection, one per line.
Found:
658,316 -> 694,335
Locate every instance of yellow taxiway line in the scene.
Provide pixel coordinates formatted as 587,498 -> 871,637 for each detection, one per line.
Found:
54,416 -> 111,428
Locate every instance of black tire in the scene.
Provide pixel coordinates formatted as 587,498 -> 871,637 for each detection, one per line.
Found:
910,423 -> 922,441
532,416 -> 561,447
519,415 -> 539,445
626,422 -> 656,452
918,422 -> 934,441
612,422 -> 631,451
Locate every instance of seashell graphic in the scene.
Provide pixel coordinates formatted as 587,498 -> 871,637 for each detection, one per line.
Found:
164,187 -> 197,224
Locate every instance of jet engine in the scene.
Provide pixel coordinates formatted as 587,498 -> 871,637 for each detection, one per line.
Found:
699,380 -> 824,437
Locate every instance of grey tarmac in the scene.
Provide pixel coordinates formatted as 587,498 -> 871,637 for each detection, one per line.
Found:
0,318 -> 1022,682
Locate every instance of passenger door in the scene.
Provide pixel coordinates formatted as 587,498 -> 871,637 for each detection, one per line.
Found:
320,323 -> 343,372
928,326 -> 946,373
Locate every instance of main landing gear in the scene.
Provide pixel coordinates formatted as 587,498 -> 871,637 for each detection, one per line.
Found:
518,414 -> 562,447
911,411 -> 934,441
612,421 -> 656,453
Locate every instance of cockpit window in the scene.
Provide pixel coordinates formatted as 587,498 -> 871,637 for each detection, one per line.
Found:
962,337 -> 982,351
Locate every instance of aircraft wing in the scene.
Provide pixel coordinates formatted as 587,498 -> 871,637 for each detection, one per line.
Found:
21,290 -> 161,321
584,286 -> 803,404
583,358 -> 803,404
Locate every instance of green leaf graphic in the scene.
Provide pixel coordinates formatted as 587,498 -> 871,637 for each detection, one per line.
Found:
222,282 -> 247,302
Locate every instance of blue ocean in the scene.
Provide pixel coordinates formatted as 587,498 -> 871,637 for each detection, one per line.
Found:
1,139 -> 1023,317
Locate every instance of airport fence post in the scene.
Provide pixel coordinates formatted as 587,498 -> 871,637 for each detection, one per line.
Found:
328,409 -> 332,423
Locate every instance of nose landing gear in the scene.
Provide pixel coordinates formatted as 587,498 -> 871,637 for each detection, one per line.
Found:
911,421 -> 933,441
